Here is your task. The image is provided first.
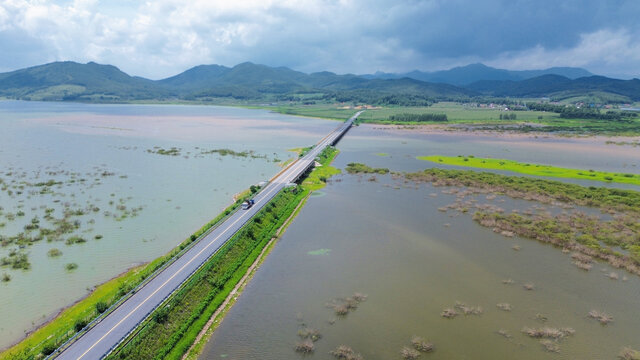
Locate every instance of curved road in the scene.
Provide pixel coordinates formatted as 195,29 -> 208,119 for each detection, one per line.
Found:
54,111 -> 362,359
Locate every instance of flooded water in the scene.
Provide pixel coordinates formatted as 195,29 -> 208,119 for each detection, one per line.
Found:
0,101 -> 336,349
200,125 -> 640,359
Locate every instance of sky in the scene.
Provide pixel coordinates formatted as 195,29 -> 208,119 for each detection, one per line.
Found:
0,0 -> 639,80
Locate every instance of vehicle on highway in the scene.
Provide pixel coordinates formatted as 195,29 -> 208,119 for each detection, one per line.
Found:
241,199 -> 255,210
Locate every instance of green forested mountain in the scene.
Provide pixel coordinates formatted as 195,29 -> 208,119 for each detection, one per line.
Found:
362,63 -> 594,86
0,61 -> 638,103
0,61 -> 170,101
467,75 -> 640,101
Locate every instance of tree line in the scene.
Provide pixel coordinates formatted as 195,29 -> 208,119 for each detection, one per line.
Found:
527,103 -> 638,121
388,113 -> 448,122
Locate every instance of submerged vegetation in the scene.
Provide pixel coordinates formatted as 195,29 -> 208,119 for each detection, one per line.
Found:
330,345 -> 364,360
0,164 -> 143,275
402,168 -> 640,276
145,146 -> 271,160
619,347 -> 640,360
345,163 -> 390,175
418,155 -> 640,185
0,186 -> 253,359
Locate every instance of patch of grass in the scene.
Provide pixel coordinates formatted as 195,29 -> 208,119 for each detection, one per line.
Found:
302,146 -> 341,191
147,147 -> 181,156
307,248 -> 331,256
418,155 -> 640,185
47,248 -> 63,257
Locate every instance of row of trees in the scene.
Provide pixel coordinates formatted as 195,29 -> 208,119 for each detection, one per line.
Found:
527,103 -> 638,121
499,113 -> 517,120
328,91 -> 436,106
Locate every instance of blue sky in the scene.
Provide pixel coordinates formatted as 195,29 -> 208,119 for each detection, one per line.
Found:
0,0 -> 638,79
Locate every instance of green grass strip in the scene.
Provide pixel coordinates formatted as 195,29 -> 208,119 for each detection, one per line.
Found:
418,155 -> 640,186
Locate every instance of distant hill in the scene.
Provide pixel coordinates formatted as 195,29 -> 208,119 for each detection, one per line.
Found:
158,64 -> 229,90
0,61 -> 170,101
363,63 -> 593,86
466,75 -> 640,101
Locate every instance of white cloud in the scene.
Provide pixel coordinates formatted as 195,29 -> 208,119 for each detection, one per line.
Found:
0,1 -> 638,78
488,29 -> 640,78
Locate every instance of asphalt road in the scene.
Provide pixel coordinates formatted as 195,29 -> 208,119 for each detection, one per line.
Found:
54,111 -> 362,360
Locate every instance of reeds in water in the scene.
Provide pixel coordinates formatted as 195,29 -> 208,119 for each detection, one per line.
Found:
588,310 -> 613,325
411,336 -> 434,352
330,345 -> 363,360
400,346 -> 420,359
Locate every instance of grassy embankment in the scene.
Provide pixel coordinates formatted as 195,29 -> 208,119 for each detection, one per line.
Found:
418,155 -> 640,186
270,102 -> 640,135
102,146 -> 340,360
0,189 -> 253,360
402,168 -> 640,275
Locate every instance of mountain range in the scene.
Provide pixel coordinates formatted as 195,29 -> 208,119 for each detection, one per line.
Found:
0,61 -> 638,103
361,63 -> 594,86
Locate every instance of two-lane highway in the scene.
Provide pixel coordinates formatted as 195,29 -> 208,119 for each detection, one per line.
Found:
54,111 -> 362,359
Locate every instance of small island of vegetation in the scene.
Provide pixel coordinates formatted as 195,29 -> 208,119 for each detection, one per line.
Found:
418,155 -> 640,185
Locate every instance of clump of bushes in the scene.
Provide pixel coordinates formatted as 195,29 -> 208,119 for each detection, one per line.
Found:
619,347 -> 640,360
521,327 -> 575,339
330,345 -> 363,360
47,248 -> 62,257
454,301 -> 483,315
400,346 -> 420,359
345,163 -> 389,175
588,310 -> 613,325
326,292 -> 368,317
295,339 -> 314,354
65,236 -> 87,245
96,301 -> 109,314
411,336 -> 434,352
297,327 -> 321,342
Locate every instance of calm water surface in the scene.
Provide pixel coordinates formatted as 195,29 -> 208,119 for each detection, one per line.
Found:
0,101 -> 337,348
201,125 -> 640,359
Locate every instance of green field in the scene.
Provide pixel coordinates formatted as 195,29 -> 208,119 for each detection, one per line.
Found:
271,102 -> 553,122
419,155 -> 640,185
267,102 -> 640,135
